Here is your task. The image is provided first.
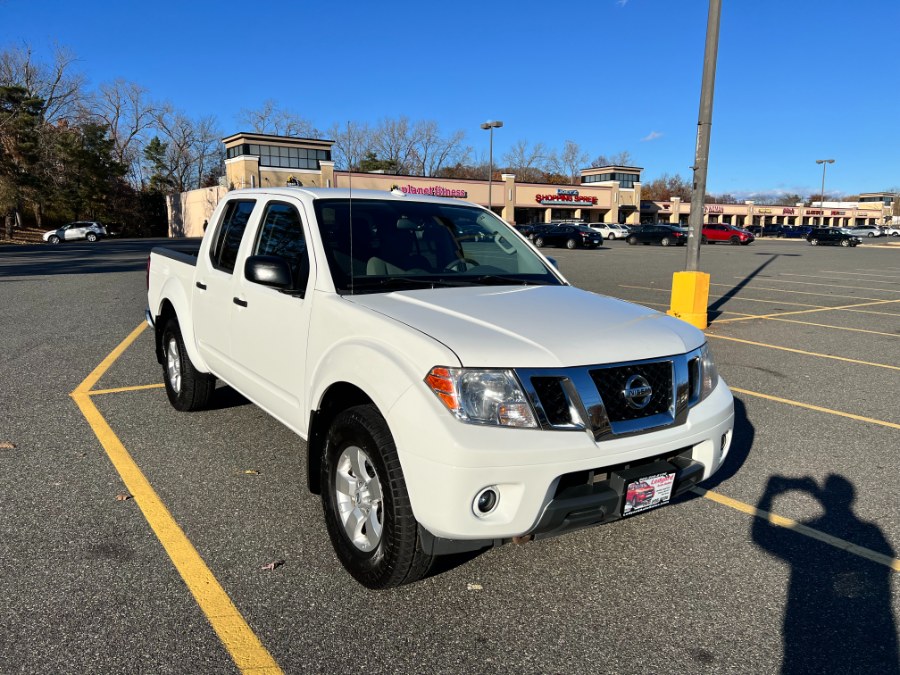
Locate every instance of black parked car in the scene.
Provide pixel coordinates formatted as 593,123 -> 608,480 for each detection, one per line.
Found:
514,223 -> 555,239
625,224 -> 687,247
532,224 -> 602,249
747,224 -> 786,237
806,228 -> 860,247
782,226 -> 813,239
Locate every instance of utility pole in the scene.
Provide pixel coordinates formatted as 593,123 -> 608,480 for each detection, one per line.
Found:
668,0 -> 721,330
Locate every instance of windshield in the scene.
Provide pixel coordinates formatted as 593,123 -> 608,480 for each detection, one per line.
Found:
312,198 -> 564,294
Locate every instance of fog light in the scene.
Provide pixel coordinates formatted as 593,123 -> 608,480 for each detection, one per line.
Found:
473,487 -> 499,516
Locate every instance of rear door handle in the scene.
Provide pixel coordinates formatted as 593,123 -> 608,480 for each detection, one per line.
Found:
195,281 -> 207,290
233,297 -> 248,307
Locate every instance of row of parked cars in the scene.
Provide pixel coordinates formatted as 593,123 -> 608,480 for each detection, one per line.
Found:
748,223 -> 898,239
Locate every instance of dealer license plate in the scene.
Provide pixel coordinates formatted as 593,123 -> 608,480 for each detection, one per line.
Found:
622,471 -> 676,517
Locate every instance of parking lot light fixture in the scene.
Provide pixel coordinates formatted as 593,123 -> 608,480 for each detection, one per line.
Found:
816,159 -> 835,226
481,120 -> 503,212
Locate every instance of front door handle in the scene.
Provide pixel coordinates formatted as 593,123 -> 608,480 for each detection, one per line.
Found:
196,281 -> 207,290
233,297 -> 248,307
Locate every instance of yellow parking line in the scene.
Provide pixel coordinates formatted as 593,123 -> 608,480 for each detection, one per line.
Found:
712,298 -> 900,323
709,282 -> 888,303
707,334 -> 900,371
730,386 -> 900,430
619,297 -> 756,318
763,317 -> 900,338
88,383 -> 166,396
618,284 -> 822,308
71,324 -> 282,675
693,487 -> 900,572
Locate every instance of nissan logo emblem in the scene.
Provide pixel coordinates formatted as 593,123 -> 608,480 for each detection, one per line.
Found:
622,374 -> 653,409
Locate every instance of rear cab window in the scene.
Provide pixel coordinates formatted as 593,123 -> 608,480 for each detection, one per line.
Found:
210,200 -> 257,273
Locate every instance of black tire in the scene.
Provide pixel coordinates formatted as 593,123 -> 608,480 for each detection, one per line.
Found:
661,237 -> 671,247
810,239 -> 819,246
730,235 -> 741,245
86,232 -> 98,242
701,235 -> 709,245
627,236 -> 638,245
321,405 -> 433,589
48,235 -> 60,244
161,317 -> 215,412
840,238 -> 851,247
533,237 -> 544,248
867,232 -> 875,238
566,238 -> 577,249
607,233 -> 615,240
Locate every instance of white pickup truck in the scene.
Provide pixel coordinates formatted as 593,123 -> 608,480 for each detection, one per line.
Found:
147,187 -> 734,589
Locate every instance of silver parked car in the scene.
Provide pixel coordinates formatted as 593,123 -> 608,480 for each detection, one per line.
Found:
843,225 -> 883,238
42,221 -> 108,244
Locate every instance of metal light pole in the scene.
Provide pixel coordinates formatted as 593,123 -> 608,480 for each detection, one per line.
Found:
816,159 -> 834,226
481,120 -> 503,212
668,0 -> 721,331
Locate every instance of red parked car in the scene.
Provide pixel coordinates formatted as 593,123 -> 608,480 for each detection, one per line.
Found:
626,480 -> 656,510
701,223 -> 755,245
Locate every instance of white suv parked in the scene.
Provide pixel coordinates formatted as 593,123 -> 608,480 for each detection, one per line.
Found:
589,223 -> 628,240
43,221 -> 107,244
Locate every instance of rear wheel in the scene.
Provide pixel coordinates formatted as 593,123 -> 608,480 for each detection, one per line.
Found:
566,238 -> 577,249
48,235 -> 60,244
322,405 -> 433,589
868,232 -> 875,237
533,237 -> 544,248
627,236 -> 637,245
86,232 -> 98,242
661,237 -> 671,247
161,317 -> 215,411
730,235 -> 741,245
701,235 -> 709,245
607,233 -> 615,240
840,238 -> 851,247
810,238 -> 819,246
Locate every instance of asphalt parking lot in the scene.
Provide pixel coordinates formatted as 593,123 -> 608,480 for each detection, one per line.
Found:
1,236 -> 898,674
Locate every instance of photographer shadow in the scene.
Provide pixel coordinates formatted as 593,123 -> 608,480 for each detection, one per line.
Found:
752,475 -> 899,674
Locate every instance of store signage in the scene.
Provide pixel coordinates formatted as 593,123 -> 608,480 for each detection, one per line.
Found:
662,203 -> 671,209
535,193 -> 598,206
782,208 -> 795,214
557,189 -> 579,196
806,209 -> 823,215
831,210 -> 845,216
704,205 -> 724,213
758,208 -> 772,214
399,184 -> 467,198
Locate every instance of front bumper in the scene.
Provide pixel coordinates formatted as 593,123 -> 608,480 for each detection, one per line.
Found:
389,378 -> 734,548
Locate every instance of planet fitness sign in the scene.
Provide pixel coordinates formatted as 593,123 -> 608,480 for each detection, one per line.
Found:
398,184 -> 467,198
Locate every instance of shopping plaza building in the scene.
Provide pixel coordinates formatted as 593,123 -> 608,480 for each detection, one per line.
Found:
166,132 -> 894,237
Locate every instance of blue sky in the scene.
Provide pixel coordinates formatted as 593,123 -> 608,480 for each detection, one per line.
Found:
3,0 -> 898,197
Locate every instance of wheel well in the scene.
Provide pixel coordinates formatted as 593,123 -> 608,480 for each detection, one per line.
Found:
155,300 -> 177,364
306,382 -> 375,494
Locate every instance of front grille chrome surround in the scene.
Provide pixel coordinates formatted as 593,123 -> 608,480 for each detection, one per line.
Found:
516,349 -> 701,442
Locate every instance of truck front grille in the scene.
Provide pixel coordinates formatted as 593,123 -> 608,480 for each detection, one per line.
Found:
517,353 -> 693,441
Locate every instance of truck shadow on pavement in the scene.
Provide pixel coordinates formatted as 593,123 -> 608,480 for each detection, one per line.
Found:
752,475 -> 899,674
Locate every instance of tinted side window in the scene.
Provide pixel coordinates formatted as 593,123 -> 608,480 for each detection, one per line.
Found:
254,202 -> 309,287
211,200 -> 256,273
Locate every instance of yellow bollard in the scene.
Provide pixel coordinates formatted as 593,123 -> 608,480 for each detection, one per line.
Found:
668,271 -> 710,330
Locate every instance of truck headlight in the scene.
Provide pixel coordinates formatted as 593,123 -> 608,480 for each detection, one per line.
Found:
699,343 -> 719,402
425,367 -> 537,428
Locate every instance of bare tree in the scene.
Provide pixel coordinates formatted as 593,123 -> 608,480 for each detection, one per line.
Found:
412,121 -> 469,177
327,120 -> 372,171
370,116 -> 421,175
86,79 -> 158,187
0,44 -> 85,124
549,140 -> 589,184
152,105 -> 222,192
590,150 -> 634,167
502,140 -> 549,183
237,99 -> 318,138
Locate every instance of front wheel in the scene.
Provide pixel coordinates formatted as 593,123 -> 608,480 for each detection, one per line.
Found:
627,236 -> 637,245
48,235 -> 60,244
840,238 -> 851,247
86,232 -> 98,242
161,318 -> 215,411
868,232 -> 875,237
322,405 -> 433,589
607,233 -> 615,240
810,239 -> 819,246
701,236 -> 709,245
533,237 -> 544,248
566,238 -> 577,249
730,236 -> 741,245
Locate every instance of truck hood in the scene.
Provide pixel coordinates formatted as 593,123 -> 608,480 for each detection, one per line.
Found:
347,285 -> 704,368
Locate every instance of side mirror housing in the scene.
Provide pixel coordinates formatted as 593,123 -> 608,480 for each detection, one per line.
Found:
245,255 -> 292,289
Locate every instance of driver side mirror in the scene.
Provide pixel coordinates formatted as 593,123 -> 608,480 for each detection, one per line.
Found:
245,255 -> 293,289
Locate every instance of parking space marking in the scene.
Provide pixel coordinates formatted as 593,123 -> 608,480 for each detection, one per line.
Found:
619,284 -> 823,308
730,387 -> 900,430
71,324 -> 283,675
824,270 -> 900,280
709,282 -> 890,303
780,272 -> 900,286
693,487 -> 900,572
711,298 -> 900,324
89,383 -> 166,396
757,276 -> 900,294
708,335 -> 900,371
762,317 -> 900,338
